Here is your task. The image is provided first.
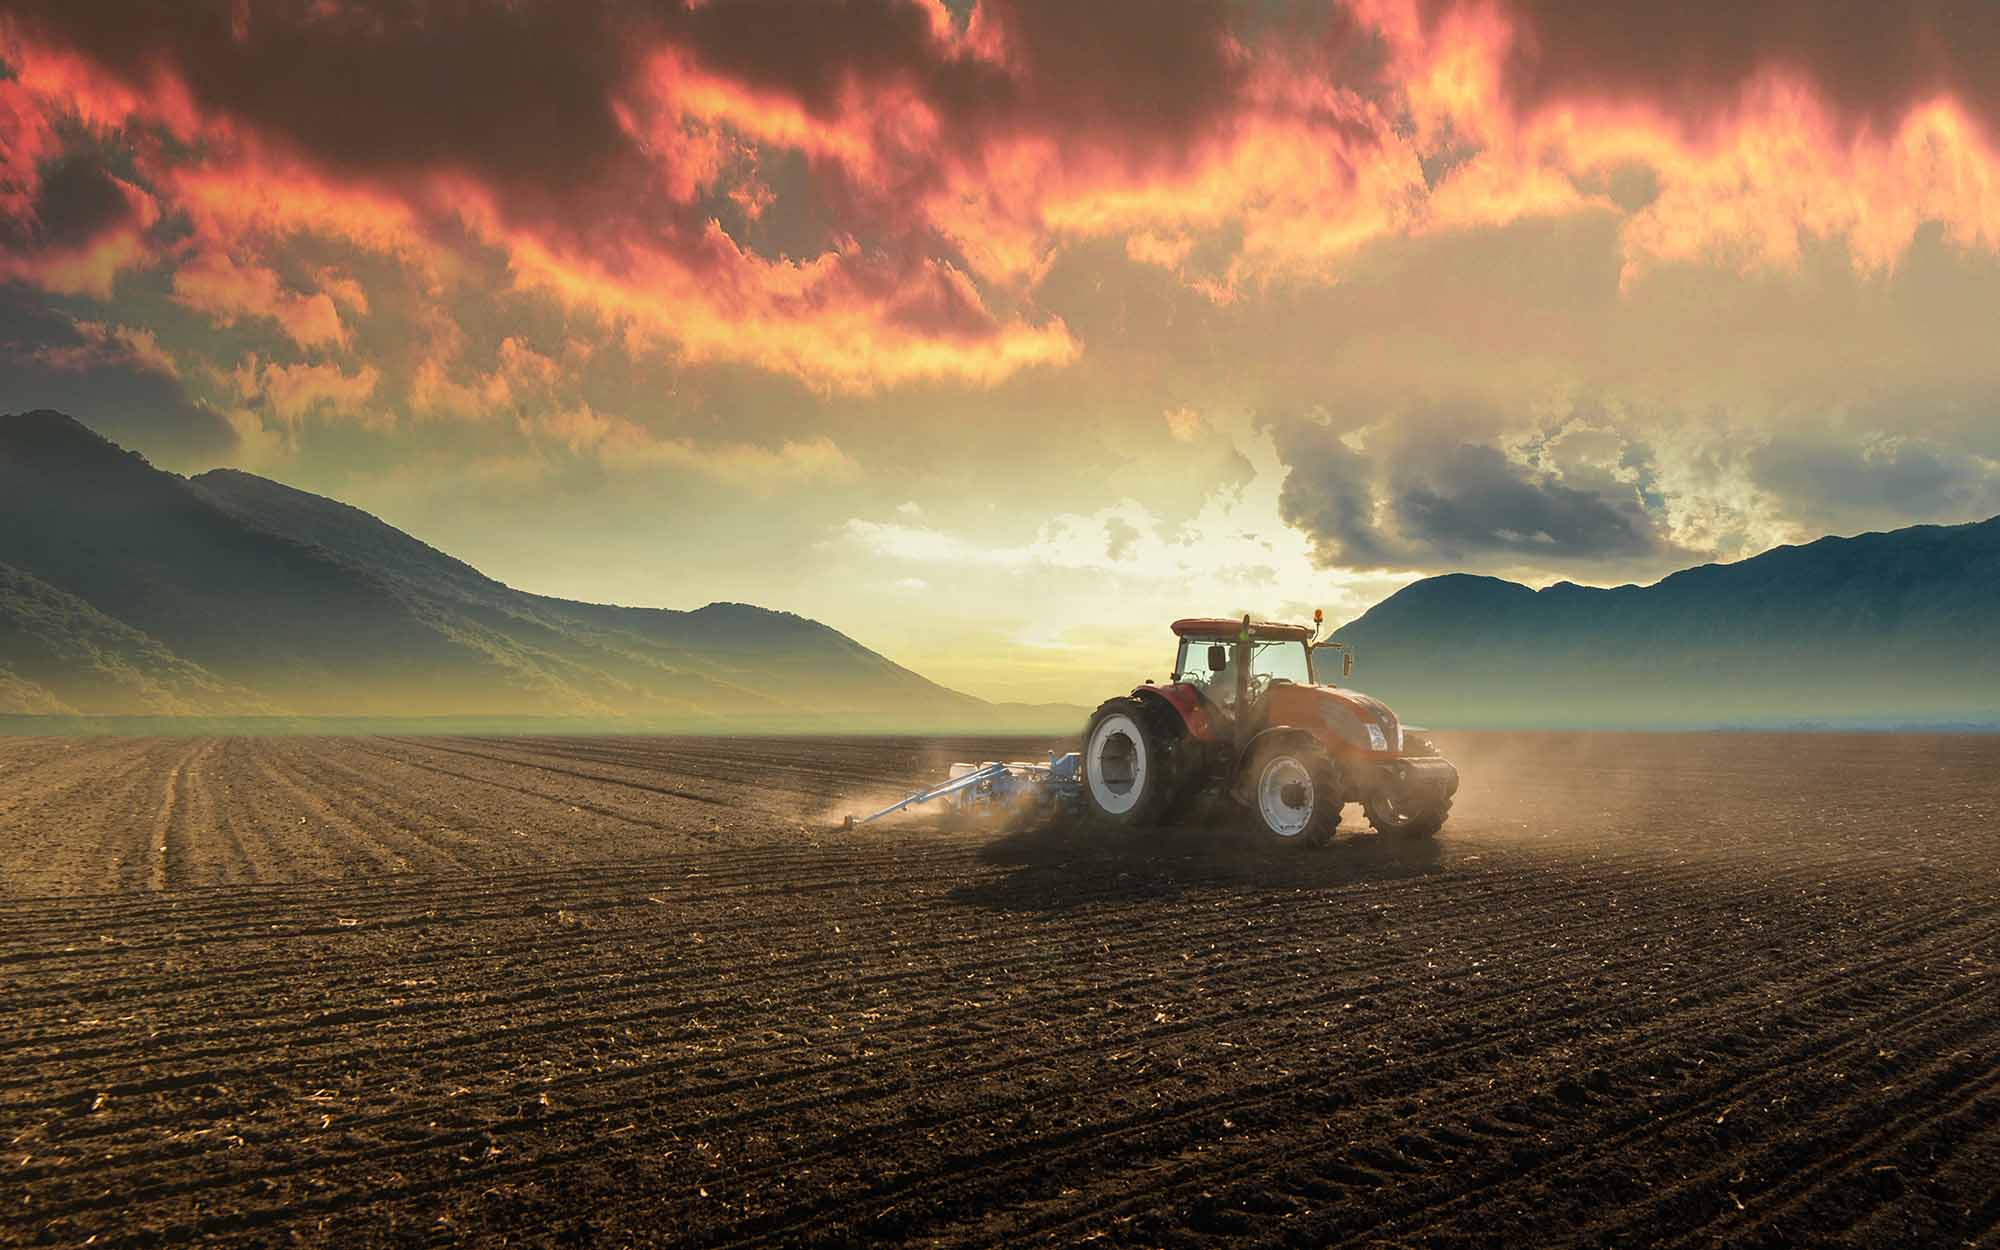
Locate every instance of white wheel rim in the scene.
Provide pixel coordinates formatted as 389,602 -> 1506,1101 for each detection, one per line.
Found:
1257,756 -> 1313,838
1086,713 -> 1148,815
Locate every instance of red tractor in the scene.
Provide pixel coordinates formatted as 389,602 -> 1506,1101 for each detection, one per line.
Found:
1080,613 -> 1458,845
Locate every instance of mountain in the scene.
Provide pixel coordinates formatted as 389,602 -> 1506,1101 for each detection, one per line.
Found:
0,410 -> 1049,729
1332,519 -> 2000,728
0,563 -> 269,715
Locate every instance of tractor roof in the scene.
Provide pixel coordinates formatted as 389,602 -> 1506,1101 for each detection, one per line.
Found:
1170,617 -> 1313,642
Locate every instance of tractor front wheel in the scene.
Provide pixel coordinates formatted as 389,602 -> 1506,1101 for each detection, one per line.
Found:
1249,741 -> 1341,848
1365,792 -> 1451,837
1081,698 -> 1180,827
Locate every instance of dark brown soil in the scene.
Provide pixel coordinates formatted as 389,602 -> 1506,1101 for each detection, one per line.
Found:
2,731 -> 1996,1248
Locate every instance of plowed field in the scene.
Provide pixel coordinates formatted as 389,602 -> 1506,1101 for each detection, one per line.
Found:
3,732 -> 1997,1248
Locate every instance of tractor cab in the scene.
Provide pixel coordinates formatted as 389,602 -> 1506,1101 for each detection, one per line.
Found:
1165,616 -> 1353,733
1170,618 -> 1318,709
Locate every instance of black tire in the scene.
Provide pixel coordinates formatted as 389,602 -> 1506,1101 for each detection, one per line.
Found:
1080,697 -> 1183,827
1247,739 -> 1341,848
1365,792 -> 1451,837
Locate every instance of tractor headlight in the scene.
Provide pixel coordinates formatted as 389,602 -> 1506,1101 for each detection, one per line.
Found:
1402,730 -> 1438,757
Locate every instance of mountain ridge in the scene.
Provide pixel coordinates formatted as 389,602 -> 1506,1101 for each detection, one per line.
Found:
1332,515 -> 2000,728
0,410 -> 1062,729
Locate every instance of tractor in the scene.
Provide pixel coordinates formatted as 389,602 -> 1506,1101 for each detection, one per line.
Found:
1079,613 -> 1458,845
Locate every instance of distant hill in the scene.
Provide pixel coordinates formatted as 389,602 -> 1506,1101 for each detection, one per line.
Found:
0,563 -> 268,715
1332,518 -> 2000,728
0,410 -> 1069,730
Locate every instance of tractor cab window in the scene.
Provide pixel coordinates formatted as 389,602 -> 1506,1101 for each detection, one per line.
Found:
1252,640 -> 1313,687
1173,638 -> 1229,692
1175,637 -> 1315,700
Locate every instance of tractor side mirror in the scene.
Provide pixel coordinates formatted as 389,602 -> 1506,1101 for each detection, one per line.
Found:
1206,644 -> 1228,672
1343,652 -> 1354,678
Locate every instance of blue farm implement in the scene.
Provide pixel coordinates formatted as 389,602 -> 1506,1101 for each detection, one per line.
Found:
843,753 -> 1083,830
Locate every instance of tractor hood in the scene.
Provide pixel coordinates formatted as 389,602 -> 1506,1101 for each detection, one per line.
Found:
1305,684 -> 1403,753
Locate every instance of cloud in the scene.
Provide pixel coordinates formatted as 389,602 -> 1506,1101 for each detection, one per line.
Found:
0,2 -> 1083,393
1391,440 -> 1666,560
229,356 -> 385,428
1103,516 -> 1141,561
497,222 -> 1080,392
9,0 -> 2000,417
0,77 -> 57,219
1270,403 -> 1687,572
1381,1 -> 2000,281
31,319 -> 178,378
0,154 -> 157,297
409,355 -> 512,422
170,251 -> 352,349
1749,429 -> 2000,531
1163,406 -> 1205,442
1271,417 -> 1398,568
1479,1 -> 2000,137
525,402 -> 861,488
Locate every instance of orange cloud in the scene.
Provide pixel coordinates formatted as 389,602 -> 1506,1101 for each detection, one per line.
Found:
408,333 -> 566,422
9,0 -> 2000,406
496,218 -> 1079,393
229,354 -> 385,429
1373,0 -> 2000,281
171,250 -> 352,349
161,155 -> 438,279
30,319 -> 179,377
0,146 -> 159,298
408,355 -> 511,421
0,79 -> 57,220
525,402 -> 861,488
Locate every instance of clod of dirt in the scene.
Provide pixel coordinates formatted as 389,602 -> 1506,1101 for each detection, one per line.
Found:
1554,1077 -> 1593,1106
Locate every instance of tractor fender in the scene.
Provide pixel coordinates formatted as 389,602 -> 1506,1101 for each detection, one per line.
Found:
1229,726 -> 1329,805
1133,682 -> 1215,741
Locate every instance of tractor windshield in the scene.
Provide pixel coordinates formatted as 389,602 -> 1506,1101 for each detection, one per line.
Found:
1253,640 -> 1314,686
1173,637 -> 1316,695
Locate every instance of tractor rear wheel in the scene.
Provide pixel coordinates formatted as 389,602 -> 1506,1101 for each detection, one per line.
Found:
1081,697 -> 1182,827
1365,792 -> 1451,837
1248,741 -> 1341,848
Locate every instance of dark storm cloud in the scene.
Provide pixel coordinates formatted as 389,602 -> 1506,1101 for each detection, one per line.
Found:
668,0 -> 998,118
1270,416 -> 1396,568
3,1 -> 649,196
0,0 -> 1289,387
1749,429 -> 2000,532
663,0 -> 1256,154
969,0 -> 1246,150
1475,0 -> 2000,137
1269,407 -> 1678,572
0,153 -> 158,296
0,156 -> 137,254
1391,441 -> 1663,561
0,0 -> 1258,232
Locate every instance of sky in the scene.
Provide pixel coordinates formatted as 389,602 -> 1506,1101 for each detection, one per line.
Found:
4,0 -> 2000,705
